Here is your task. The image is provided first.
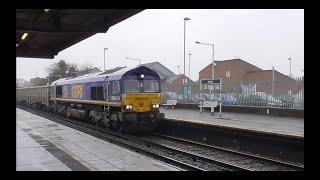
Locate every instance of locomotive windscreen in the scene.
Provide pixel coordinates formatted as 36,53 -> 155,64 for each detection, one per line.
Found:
123,79 -> 160,93
143,80 -> 160,92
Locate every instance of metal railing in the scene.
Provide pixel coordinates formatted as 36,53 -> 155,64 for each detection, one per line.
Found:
162,76 -> 304,109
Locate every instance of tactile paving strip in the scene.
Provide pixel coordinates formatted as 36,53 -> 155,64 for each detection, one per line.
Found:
52,136 -> 120,171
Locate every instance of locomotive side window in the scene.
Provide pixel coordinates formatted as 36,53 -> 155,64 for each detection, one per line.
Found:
91,87 -> 97,100
56,86 -> 62,98
111,81 -> 120,94
91,86 -> 104,100
96,87 -> 104,100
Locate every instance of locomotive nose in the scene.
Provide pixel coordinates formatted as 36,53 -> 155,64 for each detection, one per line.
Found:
122,93 -> 162,112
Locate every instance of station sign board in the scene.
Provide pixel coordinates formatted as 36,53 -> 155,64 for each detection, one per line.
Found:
200,79 -> 221,93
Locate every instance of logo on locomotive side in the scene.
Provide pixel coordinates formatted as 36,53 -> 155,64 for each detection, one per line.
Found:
72,84 -> 83,99
111,95 -> 120,101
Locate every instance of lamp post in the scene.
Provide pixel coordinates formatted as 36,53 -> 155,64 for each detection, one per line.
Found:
272,66 -> 275,97
183,17 -> 191,103
288,57 -> 292,77
183,17 -> 191,83
125,57 -> 142,66
195,41 -> 215,80
104,48 -> 108,71
188,53 -> 192,78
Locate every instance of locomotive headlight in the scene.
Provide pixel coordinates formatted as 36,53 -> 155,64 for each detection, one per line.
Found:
153,104 -> 159,109
126,105 -> 133,109
140,74 -> 144,79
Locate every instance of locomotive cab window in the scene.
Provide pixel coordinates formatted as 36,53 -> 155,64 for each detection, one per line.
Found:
144,80 -> 160,92
56,86 -> 62,98
123,79 -> 140,93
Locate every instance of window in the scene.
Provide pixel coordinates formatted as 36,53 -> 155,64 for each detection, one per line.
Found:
226,71 -> 231,78
91,86 -> 104,100
123,79 -> 140,93
96,87 -> 104,100
91,87 -> 97,99
111,81 -> 120,94
144,80 -> 160,92
56,86 -> 62,98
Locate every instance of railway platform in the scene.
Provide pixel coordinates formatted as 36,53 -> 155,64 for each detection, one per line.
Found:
160,108 -> 304,138
16,108 -> 179,171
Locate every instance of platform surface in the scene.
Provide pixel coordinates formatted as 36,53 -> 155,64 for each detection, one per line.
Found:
161,108 -> 304,137
16,108 -> 180,171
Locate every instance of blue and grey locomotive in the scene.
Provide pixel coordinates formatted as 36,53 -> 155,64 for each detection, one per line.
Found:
17,66 -> 165,133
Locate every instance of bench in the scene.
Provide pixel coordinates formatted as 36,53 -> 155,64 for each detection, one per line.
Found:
198,101 -> 218,116
162,100 -> 177,110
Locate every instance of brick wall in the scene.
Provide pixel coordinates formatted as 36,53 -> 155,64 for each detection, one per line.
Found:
199,59 -> 261,92
164,75 -> 198,94
198,59 -> 300,96
245,70 -> 299,96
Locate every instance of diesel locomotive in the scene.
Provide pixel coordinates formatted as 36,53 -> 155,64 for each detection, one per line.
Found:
16,65 -> 165,133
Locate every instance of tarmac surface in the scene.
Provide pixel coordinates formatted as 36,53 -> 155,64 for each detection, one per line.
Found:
16,108 -> 180,171
161,108 -> 304,137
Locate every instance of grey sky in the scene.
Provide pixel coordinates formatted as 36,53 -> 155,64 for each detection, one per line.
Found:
16,9 -> 304,81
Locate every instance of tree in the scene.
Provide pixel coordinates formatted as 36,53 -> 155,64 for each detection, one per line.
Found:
66,63 -> 79,77
47,60 -> 79,83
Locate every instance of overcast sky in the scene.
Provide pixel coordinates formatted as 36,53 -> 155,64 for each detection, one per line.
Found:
16,9 -> 304,81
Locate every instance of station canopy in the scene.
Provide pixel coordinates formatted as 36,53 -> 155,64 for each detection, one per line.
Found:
16,9 -> 144,59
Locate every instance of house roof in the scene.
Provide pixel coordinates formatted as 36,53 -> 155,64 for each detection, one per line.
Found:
199,58 -> 262,74
246,69 -> 295,81
77,67 -> 102,76
141,61 -> 175,80
164,74 -> 194,84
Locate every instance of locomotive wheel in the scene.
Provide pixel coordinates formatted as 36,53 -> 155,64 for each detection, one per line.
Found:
89,110 -> 97,125
61,109 -> 67,117
117,121 -> 127,133
66,109 -> 71,118
110,120 -> 122,132
108,121 -> 115,130
118,123 -> 124,133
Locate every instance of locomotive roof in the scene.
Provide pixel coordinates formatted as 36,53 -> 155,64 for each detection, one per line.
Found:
51,65 -> 160,86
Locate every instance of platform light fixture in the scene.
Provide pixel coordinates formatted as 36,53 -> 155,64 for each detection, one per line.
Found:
195,41 -> 215,80
125,57 -> 142,65
21,33 -> 28,40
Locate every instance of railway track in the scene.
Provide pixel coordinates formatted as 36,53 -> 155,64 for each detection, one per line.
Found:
140,133 -> 304,171
16,105 -> 304,171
